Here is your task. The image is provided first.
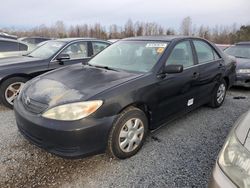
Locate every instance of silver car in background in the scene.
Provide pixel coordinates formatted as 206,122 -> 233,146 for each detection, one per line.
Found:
209,110 -> 250,188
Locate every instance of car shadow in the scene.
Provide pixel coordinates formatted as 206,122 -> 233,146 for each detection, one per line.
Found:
0,104 -> 10,112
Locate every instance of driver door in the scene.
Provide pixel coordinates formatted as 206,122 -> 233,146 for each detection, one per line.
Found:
49,41 -> 91,69
153,40 -> 200,127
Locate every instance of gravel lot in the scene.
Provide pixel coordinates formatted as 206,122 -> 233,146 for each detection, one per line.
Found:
0,88 -> 250,188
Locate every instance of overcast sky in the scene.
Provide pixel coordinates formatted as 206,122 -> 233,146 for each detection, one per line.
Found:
1,0 -> 249,29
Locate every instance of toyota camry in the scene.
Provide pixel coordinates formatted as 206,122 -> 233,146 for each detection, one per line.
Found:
14,36 -> 236,159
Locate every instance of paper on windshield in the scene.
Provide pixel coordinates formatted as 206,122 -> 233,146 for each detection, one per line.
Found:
145,43 -> 167,48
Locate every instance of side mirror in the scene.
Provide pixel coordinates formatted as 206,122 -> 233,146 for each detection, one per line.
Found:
56,53 -> 70,61
163,64 -> 183,74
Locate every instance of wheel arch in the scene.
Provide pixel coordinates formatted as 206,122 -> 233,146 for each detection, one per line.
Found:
118,102 -> 152,129
0,74 -> 32,86
223,76 -> 229,89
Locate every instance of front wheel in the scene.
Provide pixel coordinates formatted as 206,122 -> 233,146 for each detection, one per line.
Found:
0,77 -> 28,109
209,79 -> 227,108
107,107 -> 148,159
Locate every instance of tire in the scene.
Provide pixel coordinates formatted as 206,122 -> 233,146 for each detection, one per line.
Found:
107,106 -> 148,159
0,77 -> 29,109
209,79 -> 227,108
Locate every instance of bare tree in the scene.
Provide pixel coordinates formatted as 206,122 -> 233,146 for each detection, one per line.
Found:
180,16 -> 192,36
1,18 -> 248,44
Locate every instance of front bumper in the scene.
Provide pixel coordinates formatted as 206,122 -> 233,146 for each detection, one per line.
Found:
209,162 -> 236,188
14,99 -> 116,158
234,74 -> 250,88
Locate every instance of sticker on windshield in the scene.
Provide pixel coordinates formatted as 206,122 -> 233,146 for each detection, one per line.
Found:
146,43 -> 167,48
157,47 -> 165,54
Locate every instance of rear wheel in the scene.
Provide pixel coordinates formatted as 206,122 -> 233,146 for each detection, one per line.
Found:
0,77 -> 28,109
209,79 -> 227,108
107,107 -> 148,159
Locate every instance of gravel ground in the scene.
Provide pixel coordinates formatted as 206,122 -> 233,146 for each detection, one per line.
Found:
0,88 -> 250,188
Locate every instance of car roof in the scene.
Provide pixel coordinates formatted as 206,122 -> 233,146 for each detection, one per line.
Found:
122,35 -> 203,42
236,41 -> 250,45
19,36 -> 51,40
54,37 -> 110,43
0,37 -> 27,45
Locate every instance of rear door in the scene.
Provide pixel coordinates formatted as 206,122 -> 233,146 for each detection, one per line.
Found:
153,40 -> 200,126
192,40 -> 225,104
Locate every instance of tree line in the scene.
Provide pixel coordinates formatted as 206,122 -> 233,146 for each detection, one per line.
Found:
1,17 -> 250,44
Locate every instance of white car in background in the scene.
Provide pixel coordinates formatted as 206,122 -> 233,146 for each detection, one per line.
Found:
0,38 -> 29,58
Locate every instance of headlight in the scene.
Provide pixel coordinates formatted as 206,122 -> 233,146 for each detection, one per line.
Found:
218,131 -> 250,187
42,100 -> 103,121
237,69 -> 250,74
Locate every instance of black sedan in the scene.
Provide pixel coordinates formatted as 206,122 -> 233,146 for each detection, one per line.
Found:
0,38 -> 111,108
14,36 -> 236,159
224,41 -> 250,88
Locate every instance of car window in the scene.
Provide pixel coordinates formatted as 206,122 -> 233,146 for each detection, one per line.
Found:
213,51 -> 220,60
166,41 -> 194,68
19,43 -> 28,51
22,38 -> 35,44
35,38 -> 49,44
92,42 -> 110,55
193,40 -> 216,63
0,41 -> 20,52
224,45 -> 250,59
28,41 -> 65,59
61,42 -> 88,60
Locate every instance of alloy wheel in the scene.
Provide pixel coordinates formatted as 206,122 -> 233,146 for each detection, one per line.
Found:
4,82 -> 24,105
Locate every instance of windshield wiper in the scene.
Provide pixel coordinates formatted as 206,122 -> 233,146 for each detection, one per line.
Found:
235,56 -> 248,59
23,54 -> 33,57
87,63 -> 119,72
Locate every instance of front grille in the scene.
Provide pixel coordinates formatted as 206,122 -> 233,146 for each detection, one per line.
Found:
22,94 -> 48,114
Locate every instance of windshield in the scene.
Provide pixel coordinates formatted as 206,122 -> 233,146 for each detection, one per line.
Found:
224,45 -> 250,59
88,41 -> 168,73
27,41 -> 65,59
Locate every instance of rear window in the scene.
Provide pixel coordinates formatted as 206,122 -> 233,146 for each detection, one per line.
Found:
224,45 -> 250,59
0,41 -> 19,52
193,40 -> 220,63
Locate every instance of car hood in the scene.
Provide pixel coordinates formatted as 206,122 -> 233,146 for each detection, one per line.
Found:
236,58 -> 250,69
24,64 -> 143,107
0,55 -> 41,66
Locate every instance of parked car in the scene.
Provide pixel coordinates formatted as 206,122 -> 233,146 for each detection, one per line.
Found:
215,44 -> 232,51
224,42 -> 250,88
0,38 -> 111,108
18,37 -> 52,50
0,32 -> 17,40
0,38 -> 28,58
209,110 -> 250,188
108,39 -> 120,43
14,36 -> 236,159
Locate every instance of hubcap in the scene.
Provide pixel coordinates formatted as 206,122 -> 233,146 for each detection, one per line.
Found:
217,83 -> 226,104
5,82 -> 25,105
119,118 -> 144,153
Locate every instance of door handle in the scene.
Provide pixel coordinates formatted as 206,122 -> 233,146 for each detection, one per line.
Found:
192,72 -> 200,79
